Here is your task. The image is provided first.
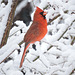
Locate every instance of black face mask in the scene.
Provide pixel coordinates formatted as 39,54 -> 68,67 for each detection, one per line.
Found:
40,11 -> 46,19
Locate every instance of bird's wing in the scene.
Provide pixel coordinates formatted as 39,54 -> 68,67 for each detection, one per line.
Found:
24,22 -> 40,43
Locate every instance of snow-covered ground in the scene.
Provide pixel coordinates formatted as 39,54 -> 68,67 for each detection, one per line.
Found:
0,0 -> 75,75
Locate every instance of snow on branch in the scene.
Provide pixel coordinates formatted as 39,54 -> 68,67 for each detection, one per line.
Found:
0,0 -> 18,48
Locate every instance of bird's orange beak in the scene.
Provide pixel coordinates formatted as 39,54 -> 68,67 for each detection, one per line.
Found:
43,11 -> 47,16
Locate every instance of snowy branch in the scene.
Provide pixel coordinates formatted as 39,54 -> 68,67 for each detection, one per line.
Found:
47,19 -> 75,50
47,10 -> 68,25
0,0 -> 18,48
0,0 -> 75,75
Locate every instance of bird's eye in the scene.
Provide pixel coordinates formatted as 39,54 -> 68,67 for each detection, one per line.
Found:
40,11 -> 46,19
40,11 -> 43,15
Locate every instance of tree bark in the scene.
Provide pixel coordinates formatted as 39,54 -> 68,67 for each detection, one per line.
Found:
0,0 -> 18,48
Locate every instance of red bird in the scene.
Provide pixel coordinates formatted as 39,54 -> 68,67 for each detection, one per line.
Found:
20,7 -> 47,68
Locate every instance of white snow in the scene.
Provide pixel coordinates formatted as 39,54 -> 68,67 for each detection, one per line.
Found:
0,0 -> 12,44
0,0 -> 75,75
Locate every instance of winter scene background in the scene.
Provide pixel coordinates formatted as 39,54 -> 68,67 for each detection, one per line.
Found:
0,0 -> 75,75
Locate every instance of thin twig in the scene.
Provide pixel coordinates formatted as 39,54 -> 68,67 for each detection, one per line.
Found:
47,10 -> 68,25
9,27 -> 24,37
70,69 -> 75,75
71,37 -> 75,45
1,68 -> 6,75
0,49 -> 16,64
33,56 -> 40,62
18,40 -> 24,46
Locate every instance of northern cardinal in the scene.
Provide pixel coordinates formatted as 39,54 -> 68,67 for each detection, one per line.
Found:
20,7 -> 47,68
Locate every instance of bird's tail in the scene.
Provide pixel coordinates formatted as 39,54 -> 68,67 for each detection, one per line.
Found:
19,43 -> 30,68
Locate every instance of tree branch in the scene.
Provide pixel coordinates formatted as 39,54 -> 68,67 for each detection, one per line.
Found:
0,49 -> 16,64
0,0 -> 18,48
47,10 -> 68,25
71,37 -> 75,45
47,19 -> 75,50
